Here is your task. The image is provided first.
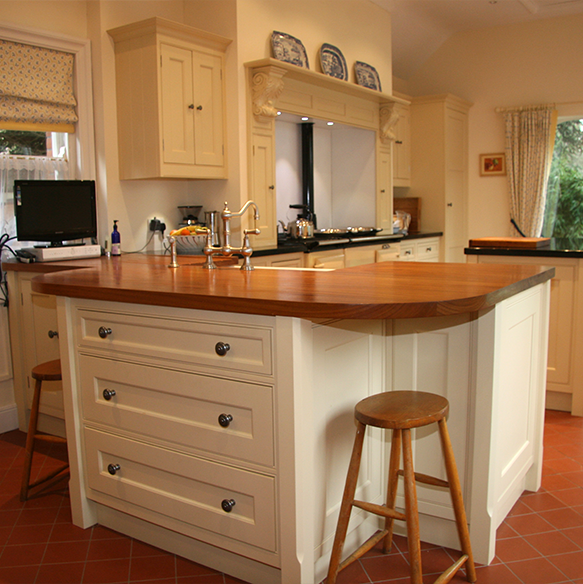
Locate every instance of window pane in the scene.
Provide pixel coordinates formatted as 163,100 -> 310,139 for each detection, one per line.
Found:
0,129 -> 48,156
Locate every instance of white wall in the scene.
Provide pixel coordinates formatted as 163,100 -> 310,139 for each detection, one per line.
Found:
402,14 -> 583,239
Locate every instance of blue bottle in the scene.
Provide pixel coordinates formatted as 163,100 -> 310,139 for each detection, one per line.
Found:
111,220 -> 121,256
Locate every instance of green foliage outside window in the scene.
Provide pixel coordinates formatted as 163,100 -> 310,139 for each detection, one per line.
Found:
0,130 -> 47,156
544,120 -> 583,240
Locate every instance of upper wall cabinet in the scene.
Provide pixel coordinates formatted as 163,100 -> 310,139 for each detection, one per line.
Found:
108,18 -> 231,180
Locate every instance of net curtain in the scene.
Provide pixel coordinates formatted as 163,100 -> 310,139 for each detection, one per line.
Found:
503,105 -> 557,237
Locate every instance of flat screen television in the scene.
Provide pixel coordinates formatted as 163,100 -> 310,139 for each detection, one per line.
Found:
14,180 -> 97,246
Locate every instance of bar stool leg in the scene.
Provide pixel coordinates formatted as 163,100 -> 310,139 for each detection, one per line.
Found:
402,428 -> 423,584
438,418 -> 477,582
20,377 -> 42,502
327,421 -> 367,584
382,428 -> 402,553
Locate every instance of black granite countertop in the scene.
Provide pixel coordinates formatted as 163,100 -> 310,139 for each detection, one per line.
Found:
465,238 -> 583,259
254,231 -> 442,257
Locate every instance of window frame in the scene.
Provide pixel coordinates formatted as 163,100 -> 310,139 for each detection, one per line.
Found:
0,22 -> 95,179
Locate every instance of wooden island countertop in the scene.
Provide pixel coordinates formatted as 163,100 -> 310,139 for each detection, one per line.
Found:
28,253 -> 555,319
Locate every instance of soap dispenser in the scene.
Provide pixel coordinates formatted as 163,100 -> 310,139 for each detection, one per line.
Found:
111,220 -> 121,256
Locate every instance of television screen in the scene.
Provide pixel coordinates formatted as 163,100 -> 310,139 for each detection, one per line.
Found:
14,180 -> 97,245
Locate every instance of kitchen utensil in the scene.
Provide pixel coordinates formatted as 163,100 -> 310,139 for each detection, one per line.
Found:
204,210 -> 220,246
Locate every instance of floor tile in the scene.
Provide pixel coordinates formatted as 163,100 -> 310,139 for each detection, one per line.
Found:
506,556 -> 571,584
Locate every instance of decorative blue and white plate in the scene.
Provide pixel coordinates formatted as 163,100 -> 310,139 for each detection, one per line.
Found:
320,43 -> 348,80
271,31 -> 309,69
354,61 -> 382,92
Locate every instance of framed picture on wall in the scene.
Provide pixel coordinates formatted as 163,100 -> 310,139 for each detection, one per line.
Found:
480,153 -> 506,176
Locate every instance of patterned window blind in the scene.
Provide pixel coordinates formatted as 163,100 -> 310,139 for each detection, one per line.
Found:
0,39 -> 78,133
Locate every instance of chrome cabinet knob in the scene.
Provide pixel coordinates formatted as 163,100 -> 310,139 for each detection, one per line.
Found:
221,499 -> 236,513
48,330 -> 59,339
218,413 -> 233,427
107,464 -> 120,475
103,389 -> 116,401
215,342 -> 230,356
98,326 -> 112,339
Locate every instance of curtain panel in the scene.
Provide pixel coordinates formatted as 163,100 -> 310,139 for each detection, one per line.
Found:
502,104 -> 557,237
0,39 -> 78,133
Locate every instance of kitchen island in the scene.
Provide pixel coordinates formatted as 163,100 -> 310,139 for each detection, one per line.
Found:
31,257 -> 553,584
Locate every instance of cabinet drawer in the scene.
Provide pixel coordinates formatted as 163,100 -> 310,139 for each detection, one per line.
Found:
80,355 -> 274,466
75,309 -> 272,375
84,427 -> 277,552
399,242 -> 416,261
417,239 -> 440,261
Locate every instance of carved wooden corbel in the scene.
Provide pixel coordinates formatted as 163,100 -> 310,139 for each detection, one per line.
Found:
379,103 -> 400,144
251,66 -> 287,122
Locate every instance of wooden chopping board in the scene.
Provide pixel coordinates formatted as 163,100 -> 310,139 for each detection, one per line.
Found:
469,237 -> 551,249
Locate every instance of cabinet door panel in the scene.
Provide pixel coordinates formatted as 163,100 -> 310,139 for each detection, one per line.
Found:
192,50 -> 224,167
251,133 -> 277,248
160,44 -> 195,165
20,278 -> 63,416
376,148 -> 392,233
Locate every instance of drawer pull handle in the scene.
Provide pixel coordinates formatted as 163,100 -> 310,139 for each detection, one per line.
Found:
218,413 -> 233,427
221,499 -> 236,513
215,342 -> 230,356
48,330 -> 59,339
98,326 -> 112,339
107,463 -> 121,475
426,247 -> 432,252
103,389 -> 116,401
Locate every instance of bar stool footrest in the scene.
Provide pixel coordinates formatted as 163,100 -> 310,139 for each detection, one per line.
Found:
397,468 -> 450,489
337,529 -> 390,573
432,554 -> 471,584
352,499 -> 406,521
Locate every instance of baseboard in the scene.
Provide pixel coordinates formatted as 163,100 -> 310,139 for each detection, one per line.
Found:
545,390 -> 572,413
0,403 -> 19,433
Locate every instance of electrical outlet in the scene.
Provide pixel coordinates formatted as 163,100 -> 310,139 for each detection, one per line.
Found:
149,217 -> 166,233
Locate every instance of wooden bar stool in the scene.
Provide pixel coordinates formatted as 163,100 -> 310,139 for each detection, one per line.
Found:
327,391 -> 477,584
20,359 -> 69,501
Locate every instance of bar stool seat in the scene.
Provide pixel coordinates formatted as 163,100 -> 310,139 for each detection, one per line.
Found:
327,390 -> 477,584
20,359 -> 69,501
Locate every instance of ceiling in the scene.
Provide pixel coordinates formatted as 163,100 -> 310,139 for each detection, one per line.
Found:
371,0 -> 583,79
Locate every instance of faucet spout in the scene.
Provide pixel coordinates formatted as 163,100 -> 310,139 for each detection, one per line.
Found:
202,200 -> 261,270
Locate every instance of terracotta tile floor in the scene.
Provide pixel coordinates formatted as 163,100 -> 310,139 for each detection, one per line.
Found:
1,409 -> 582,584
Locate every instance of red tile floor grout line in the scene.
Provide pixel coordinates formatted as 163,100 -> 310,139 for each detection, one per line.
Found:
1,409 -> 582,584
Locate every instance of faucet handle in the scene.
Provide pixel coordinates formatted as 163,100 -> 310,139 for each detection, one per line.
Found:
244,228 -> 261,236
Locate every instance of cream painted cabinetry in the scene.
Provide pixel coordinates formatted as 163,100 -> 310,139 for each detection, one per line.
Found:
108,18 -> 230,180
345,241 -> 401,266
304,249 -> 346,269
398,237 -> 440,262
392,99 -> 411,187
251,252 -> 303,267
411,95 -> 472,262
467,253 -> 583,417
6,271 -> 64,434
72,302 -> 279,565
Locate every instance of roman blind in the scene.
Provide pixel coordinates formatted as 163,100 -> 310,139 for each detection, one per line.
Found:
0,38 -> 78,133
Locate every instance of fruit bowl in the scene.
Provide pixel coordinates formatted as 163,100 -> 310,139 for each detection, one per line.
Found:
170,234 -> 208,254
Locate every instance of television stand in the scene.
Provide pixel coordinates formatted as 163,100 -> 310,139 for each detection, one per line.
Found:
28,244 -> 102,262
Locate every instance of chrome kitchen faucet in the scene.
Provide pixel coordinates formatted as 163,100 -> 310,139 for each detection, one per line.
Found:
202,201 -> 261,270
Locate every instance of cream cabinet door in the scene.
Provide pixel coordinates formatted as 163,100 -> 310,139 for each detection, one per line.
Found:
20,277 -> 63,419
192,50 -> 225,168
161,43 -> 195,166
376,148 -> 393,233
250,132 -> 277,248
393,103 -> 411,187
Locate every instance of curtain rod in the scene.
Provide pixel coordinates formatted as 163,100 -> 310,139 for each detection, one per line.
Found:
495,103 -> 556,113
